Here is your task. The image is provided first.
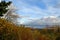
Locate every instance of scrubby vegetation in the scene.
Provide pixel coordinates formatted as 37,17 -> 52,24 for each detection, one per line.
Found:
0,18 -> 60,40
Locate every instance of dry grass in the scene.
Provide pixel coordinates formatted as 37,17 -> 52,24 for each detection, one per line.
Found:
0,18 -> 60,40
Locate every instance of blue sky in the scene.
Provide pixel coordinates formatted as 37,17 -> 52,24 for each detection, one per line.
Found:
6,0 -> 60,27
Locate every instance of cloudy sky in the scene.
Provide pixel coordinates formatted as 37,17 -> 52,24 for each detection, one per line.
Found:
5,0 -> 60,28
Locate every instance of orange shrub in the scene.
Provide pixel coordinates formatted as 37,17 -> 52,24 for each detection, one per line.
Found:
0,18 -> 19,40
18,27 -> 34,40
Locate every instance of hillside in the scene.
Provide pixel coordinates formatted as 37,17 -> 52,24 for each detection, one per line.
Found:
0,18 -> 60,40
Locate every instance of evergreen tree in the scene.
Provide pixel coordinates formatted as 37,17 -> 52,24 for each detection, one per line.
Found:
0,1 -> 12,16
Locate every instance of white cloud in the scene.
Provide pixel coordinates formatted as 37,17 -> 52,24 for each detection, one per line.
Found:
25,16 -> 60,26
40,16 -> 60,24
49,16 -> 57,18
0,0 -> 1,2
43,16 -> 57,19
15,0 -> 60,26
17,0 -> 60,17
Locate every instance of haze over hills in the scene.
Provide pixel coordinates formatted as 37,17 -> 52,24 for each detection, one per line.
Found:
24,16 -> 60,28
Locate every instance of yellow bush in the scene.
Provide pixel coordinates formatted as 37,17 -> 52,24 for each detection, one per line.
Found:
0,18 -> 34,40
0,18 -> 19,40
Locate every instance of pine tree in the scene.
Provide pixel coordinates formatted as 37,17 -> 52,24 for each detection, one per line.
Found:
0,1 -> 20,25
0,1 -> 12,16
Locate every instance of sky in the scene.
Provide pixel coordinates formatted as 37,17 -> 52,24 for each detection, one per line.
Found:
5,0 -> 60,28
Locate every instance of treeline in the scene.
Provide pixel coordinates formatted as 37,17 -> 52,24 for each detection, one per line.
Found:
0,18 -> 60,40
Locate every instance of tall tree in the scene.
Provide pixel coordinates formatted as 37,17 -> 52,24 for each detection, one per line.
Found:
0,0 -> 12,16
5,3 -> 20,25
0,0 -> 20,25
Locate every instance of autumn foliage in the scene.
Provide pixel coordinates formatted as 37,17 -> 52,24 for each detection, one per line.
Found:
0,18 -> 60,40
0,18 -> 19,40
